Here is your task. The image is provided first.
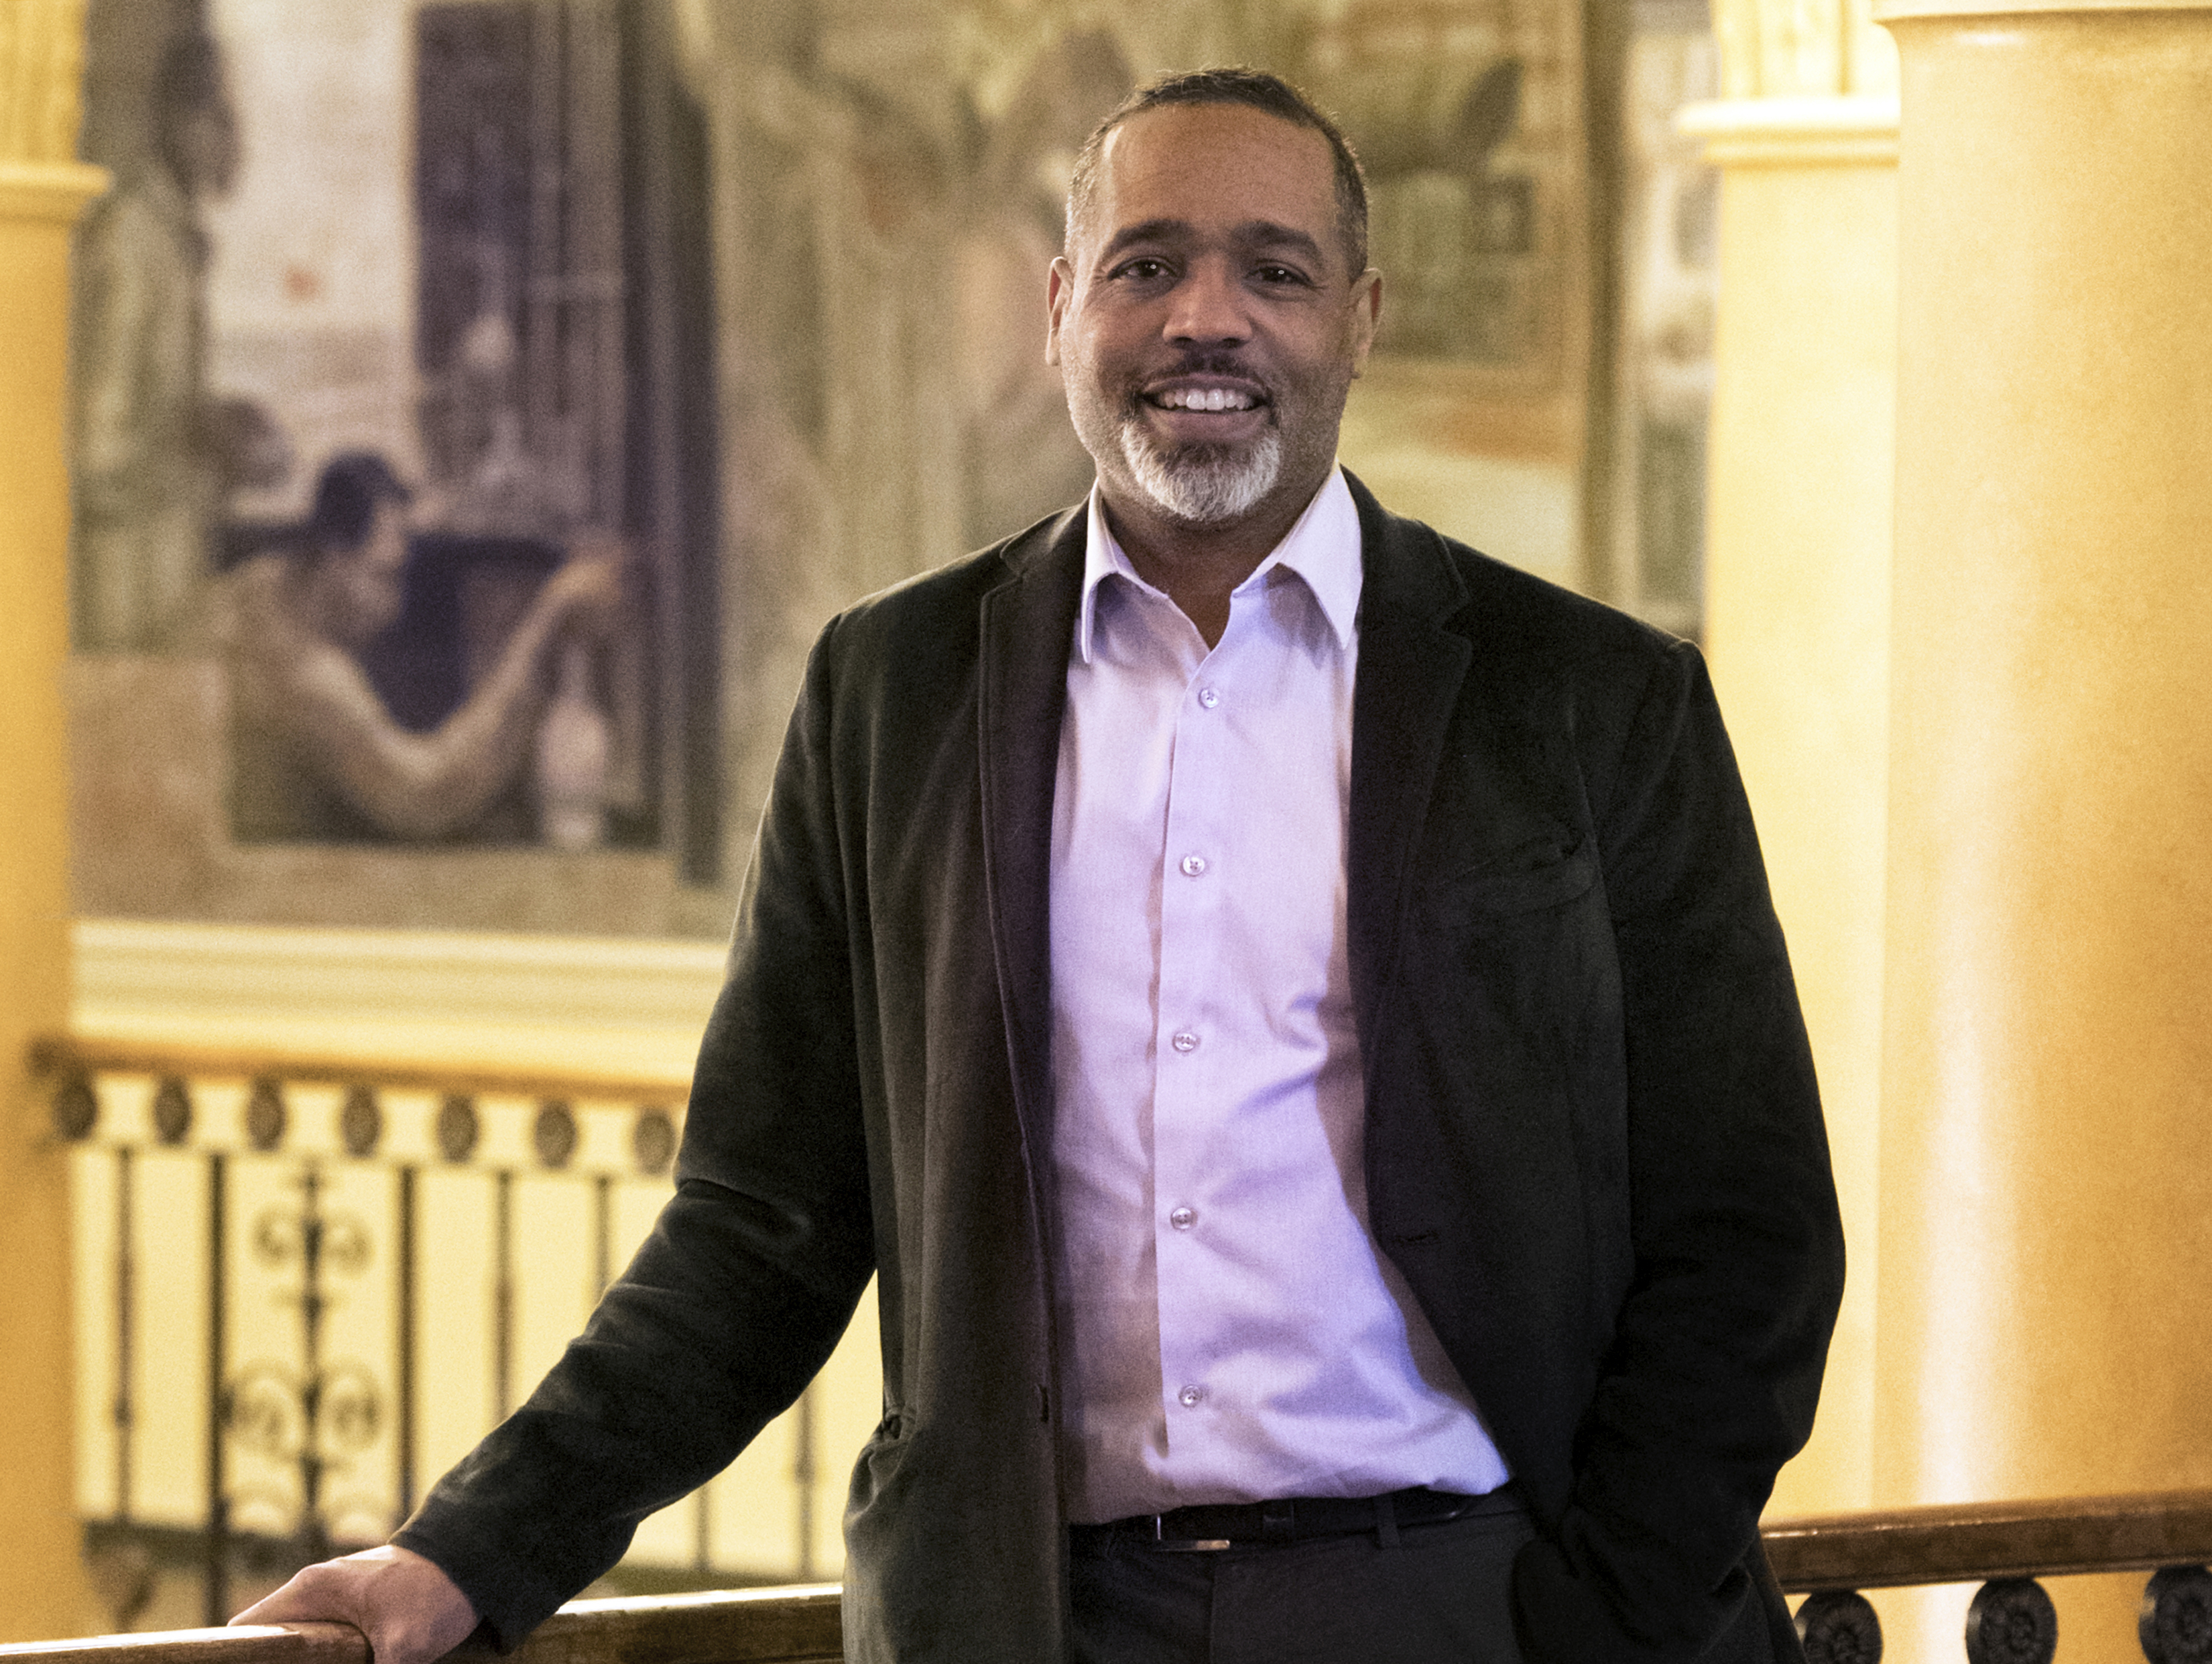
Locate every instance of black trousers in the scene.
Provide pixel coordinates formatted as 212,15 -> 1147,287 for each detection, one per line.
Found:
1068,1502 -> 1536,1664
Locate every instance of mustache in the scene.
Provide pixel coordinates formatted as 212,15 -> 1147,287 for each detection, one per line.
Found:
1132,347 -> 1274,394
1164,349 -> 1261,379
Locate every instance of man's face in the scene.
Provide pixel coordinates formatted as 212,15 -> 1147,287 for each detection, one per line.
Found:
171,101 -> 241,200
325,499 -> 409,648
1046,103 -> 1379,534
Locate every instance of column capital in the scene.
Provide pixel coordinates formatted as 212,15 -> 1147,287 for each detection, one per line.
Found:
1700,0 -> 1900,168
1712,0 -> 1900,99
0,0 -> 92,167
1680,93 -> 1900,166
0,160 -> 109,225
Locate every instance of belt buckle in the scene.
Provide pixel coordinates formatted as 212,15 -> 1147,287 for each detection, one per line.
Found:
1151,1516 -> 1231,1553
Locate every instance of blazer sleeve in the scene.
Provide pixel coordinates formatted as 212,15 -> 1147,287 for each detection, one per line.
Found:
1512,639 -> 1844,1663
393,623 -> 877,1647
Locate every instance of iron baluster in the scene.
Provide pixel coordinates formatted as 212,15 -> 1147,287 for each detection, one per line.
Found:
113,1145 -> 133,1529
204,1149 -> 229,1626
228,1157 -> 381,1568
396,1163 -> 418,1526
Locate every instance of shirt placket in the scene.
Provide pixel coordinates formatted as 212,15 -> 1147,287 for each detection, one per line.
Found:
1149,619 -> 1240,1464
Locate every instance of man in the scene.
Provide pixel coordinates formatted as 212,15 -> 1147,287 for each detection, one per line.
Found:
241,70 -> 1840,1663
221,452 -> 625,842
74,29 -> 242,650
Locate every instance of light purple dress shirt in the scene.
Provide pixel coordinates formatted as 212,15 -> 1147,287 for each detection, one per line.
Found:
1048,467 -> 1512,1524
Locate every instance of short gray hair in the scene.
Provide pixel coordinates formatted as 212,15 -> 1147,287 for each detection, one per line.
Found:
1064,67 -> 1369,276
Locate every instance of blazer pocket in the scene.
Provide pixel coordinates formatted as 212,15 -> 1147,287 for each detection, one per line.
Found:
1426,838 -> 1597,914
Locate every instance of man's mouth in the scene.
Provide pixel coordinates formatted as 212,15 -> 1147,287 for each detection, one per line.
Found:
1146,385 -> 1262,413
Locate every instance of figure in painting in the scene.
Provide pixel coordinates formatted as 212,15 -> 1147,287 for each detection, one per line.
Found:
73,29 -> 279,650
220,453 -> 627,844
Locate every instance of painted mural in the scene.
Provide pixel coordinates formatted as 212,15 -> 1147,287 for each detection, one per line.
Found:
68,0 -> 1649,939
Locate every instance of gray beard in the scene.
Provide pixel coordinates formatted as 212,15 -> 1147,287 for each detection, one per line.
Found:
1119,422 -> 1283,525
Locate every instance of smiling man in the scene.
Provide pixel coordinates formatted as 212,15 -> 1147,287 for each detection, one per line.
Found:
238,70 -> 1840,1664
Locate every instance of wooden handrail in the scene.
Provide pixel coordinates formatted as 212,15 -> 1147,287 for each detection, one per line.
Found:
0,1625 -> 368,1664
0,1589 -> 845,1664
1764,1488 -> 2212,1591
11,1495 -> 2212,1661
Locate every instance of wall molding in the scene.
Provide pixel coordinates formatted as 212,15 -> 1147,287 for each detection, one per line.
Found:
70,918 -> 727,1084
1680,95 -> 1901,167
1878,0 -> 2207,15
0,160 -> 109,223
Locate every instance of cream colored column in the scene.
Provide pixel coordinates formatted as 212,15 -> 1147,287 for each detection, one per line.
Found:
1876,1 -> 2212,1655
0,0 -> 107,1643
1684,0 -> 1897,1519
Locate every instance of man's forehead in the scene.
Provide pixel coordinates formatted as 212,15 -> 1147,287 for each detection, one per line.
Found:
1081,103 -> 1339,251
1098,215 -> 1327,258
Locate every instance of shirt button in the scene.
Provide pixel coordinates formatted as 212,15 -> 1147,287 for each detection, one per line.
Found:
1170,1030 -> 1200,1054
1197,687 -> 1221,709
1179,853 -> 1208,878
1169,1206 -> 1196,1231
1178,1385 -> 1205,1408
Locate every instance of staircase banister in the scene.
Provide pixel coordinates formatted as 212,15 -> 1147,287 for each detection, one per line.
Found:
1762,1487 -> 2212,1590
0,1588 -> 845,1664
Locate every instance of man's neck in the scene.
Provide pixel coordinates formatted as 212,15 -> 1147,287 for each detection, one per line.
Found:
1098,473 -> 1329,648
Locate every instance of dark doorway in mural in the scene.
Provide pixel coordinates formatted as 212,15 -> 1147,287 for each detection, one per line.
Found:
325,0 -> 722,874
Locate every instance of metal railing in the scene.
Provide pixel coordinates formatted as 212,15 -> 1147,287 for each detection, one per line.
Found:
36,1039 -> 876,1635
36,1034 -> 2212,1662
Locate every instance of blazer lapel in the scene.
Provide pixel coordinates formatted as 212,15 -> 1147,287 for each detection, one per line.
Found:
1345,471 -> 1473,1042
977,508 -> 1087,1169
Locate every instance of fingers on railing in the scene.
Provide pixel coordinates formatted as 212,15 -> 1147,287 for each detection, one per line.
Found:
1797,1565 -> 2212,1664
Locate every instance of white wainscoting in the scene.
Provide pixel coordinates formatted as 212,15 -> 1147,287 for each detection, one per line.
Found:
71,919 -> 730,1083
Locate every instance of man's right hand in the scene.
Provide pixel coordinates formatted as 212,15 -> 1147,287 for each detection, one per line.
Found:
232,1544 -> 480,1664
542,537 -> 631,636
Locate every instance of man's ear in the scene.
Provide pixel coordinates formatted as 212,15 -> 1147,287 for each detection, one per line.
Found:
1046,255 -> 1074,367
1347,268 -> 1383,377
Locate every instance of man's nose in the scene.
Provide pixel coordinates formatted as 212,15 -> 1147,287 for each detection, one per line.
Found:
1163,258 -> 1249,345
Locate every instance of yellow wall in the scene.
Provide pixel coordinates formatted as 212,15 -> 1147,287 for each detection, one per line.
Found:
0,0 -> 110,1643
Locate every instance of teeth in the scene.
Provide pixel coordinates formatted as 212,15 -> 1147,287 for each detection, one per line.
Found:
1157,388 -> 1254,412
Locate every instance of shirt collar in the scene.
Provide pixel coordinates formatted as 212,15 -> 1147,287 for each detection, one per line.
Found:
1076,465 -> 1363,664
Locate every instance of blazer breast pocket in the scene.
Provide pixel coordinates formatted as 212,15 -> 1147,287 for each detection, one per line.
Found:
1424,837 -> 1597,915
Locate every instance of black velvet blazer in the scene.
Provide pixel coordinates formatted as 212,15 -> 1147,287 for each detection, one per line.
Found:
399,476 -> 1843,1664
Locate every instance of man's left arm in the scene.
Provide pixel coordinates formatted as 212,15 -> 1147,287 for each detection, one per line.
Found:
1515,638 -> 1844,1663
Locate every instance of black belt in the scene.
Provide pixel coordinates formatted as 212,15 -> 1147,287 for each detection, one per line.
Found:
1068,1483 -> 1520,1553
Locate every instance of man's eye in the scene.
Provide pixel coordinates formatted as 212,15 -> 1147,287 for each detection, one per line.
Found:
1113,258 -> 1171,282
1253,264 -> 1311,286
